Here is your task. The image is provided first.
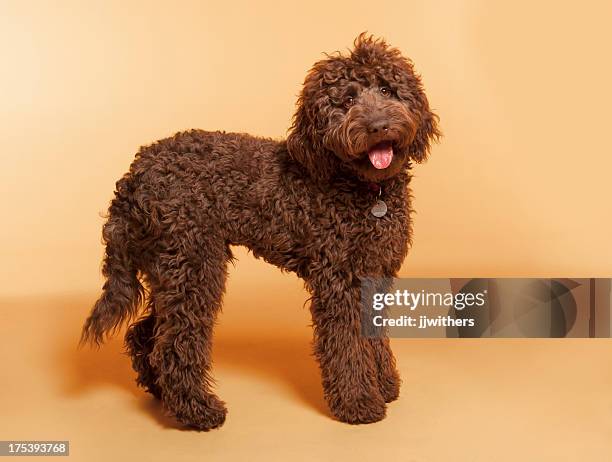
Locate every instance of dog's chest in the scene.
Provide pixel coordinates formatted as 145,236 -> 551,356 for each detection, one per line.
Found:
309,189 -> 411,276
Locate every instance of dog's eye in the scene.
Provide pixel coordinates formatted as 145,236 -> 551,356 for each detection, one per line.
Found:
380,87 -> 391,97
343,96 -> 355,108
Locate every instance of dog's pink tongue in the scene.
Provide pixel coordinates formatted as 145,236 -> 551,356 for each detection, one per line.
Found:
368,143 -> 394,169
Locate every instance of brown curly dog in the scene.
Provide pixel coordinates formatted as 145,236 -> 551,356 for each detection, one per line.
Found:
82,33 -> 440,430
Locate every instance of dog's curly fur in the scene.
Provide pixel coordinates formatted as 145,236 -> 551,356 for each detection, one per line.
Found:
82,34 -> 440,430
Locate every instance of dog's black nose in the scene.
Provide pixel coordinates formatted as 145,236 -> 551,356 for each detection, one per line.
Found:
368,119 -> 389,134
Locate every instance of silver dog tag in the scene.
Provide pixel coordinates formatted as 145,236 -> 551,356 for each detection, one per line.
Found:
371,200 -> 387,218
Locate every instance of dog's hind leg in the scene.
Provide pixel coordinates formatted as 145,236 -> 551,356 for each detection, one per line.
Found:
125,311 -> 161,399
148,233 -> 230,431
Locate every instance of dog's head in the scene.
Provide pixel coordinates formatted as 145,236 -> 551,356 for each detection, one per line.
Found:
287,34 -> 440,182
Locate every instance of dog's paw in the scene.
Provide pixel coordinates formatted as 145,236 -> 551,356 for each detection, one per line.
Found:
379,370 -> 401,403
168,393 -> 227,431
328,391 -> 387,424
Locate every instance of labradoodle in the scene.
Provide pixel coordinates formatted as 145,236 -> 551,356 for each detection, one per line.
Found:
82,33 -> 440,430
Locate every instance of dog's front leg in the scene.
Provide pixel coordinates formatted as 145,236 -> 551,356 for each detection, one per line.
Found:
309,277 -> 387,424
368,336 -> 401,403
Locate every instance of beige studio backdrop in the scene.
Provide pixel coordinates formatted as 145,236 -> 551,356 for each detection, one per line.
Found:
1,1 -> 612,461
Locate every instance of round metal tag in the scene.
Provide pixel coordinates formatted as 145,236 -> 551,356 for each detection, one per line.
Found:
371,200 -> 388,218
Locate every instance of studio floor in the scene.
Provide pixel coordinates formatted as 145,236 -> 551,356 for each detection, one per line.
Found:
2,287 -> 612,461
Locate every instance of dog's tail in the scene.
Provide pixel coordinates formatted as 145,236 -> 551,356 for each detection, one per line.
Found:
81,199 -> 144,346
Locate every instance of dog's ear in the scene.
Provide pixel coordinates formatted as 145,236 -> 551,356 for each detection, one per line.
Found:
408,103 -> 440,163
286,69 -> 338,182
392,56 -> 441,163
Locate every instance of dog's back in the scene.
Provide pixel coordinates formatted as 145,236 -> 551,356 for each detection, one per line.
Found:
81,130 -> 283,344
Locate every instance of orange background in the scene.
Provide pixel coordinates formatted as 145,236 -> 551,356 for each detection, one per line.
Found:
1,1 -> 612,461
